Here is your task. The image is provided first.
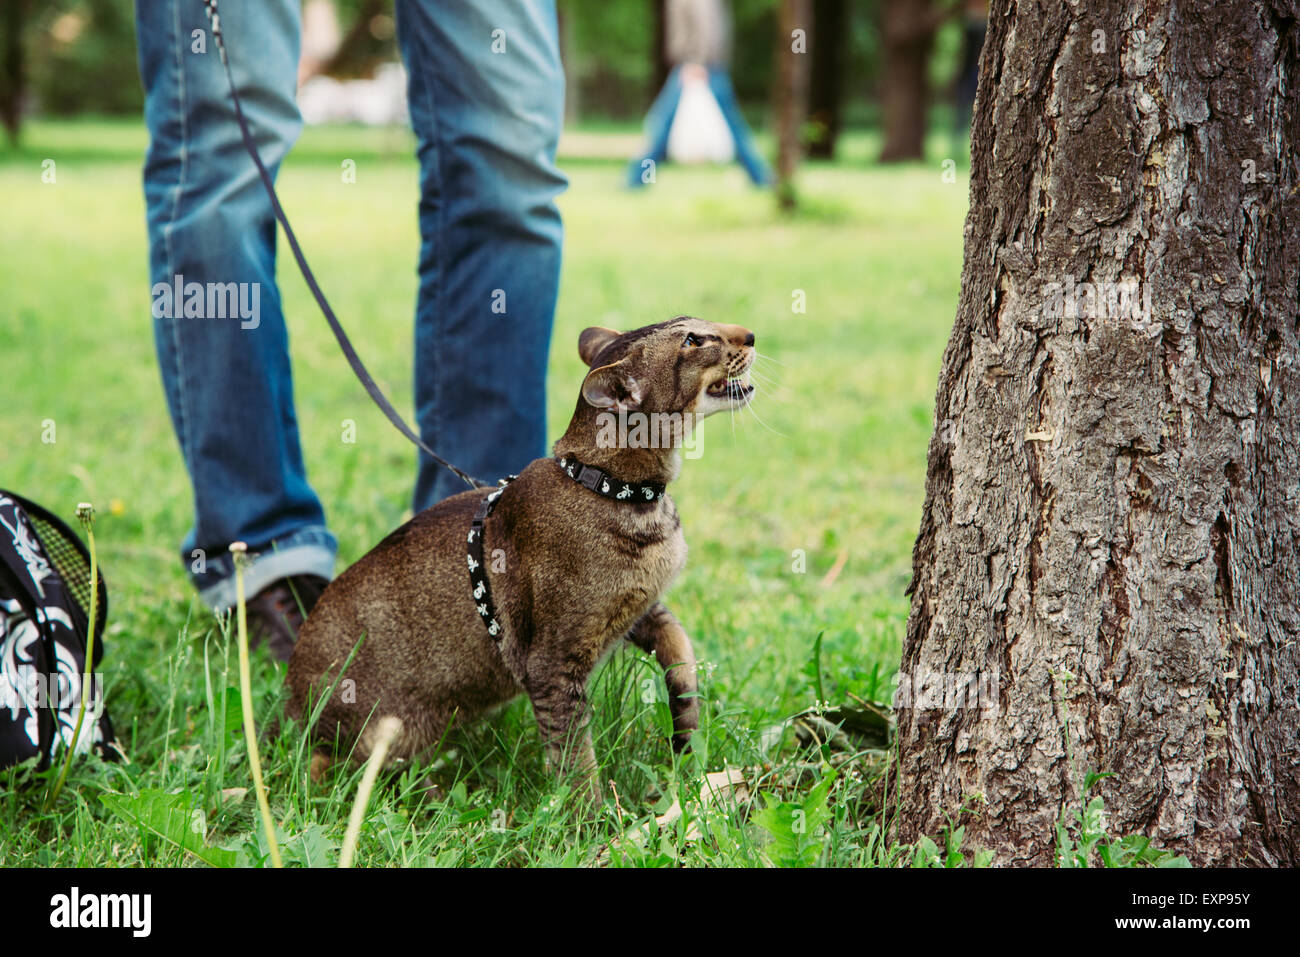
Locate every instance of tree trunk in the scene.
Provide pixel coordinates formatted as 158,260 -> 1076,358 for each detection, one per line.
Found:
652,0 -> 670,99
774,0 -> 810,209
0,0 -> 29,145
898,0 -> 1300,866
807,0 -> 846,159
319,0 -> 387,79
878,0 -> 941,162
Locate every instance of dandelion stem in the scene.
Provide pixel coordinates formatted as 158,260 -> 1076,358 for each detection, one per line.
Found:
232,542 -> 282,868
340,715 -> 402,868
47,503 -> 99,810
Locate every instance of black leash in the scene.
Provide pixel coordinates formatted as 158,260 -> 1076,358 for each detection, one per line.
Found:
201,0 -> 485,491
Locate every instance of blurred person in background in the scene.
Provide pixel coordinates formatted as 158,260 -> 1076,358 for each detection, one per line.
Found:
134,0 -> 567,657
626,0 -> 773,188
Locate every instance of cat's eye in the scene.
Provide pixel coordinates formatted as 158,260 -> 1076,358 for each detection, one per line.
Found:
683,333 -> 702,347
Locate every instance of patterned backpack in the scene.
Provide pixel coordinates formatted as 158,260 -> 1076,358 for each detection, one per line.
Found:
0,491 -> 116,769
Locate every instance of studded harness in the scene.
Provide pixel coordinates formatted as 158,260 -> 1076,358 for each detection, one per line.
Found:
466,456 -> 667,641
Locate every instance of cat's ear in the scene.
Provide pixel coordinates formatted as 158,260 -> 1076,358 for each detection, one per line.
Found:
582,358 -> 642,412
578,326 -> 620,366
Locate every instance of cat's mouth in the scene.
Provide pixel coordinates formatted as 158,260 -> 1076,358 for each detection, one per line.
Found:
706,372 -> 754,402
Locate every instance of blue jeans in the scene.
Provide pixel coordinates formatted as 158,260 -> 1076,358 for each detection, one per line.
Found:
626,64 -> 773,188
135,0 -> 566,610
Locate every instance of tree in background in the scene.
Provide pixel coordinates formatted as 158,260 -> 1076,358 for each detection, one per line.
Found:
899,0 -> 1300,865
0,0 -> 144,140
878,0 -> 959,161
31,0 -> 140,118
652,0 -> 671,99
311,0 -> 393,80
805,0 -> 846,159
773,0 -> 809,208
0,0 -> 30,145
2,0 -> 959,156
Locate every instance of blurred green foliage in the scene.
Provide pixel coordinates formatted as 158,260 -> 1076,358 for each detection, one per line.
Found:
7,0 -> 964,124
27,0 -> 142,116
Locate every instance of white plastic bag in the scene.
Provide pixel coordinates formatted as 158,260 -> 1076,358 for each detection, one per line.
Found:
667,72 -> 735,164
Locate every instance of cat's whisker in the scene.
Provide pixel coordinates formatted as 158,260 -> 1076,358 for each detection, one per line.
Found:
748,360 -> 787,392
746,367 -> 786,396
753,350 -> 786,368
743,398 -> 787,438
747,381 -> 790,407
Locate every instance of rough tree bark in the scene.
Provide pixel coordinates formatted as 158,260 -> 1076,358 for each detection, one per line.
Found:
898,0 -> 1300,866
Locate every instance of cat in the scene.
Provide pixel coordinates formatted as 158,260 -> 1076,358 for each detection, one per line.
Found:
285,316 -> 756,804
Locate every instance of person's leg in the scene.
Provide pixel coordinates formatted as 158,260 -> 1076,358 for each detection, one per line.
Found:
136,0 -> 335,610
626,65 -> 684,188
396,0 -> 568,510
706,67 -> 774,186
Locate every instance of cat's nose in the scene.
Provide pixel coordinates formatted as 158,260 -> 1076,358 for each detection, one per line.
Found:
716,323 -> 755,347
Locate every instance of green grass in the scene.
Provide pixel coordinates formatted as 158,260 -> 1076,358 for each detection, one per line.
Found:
0,119 -> 972,866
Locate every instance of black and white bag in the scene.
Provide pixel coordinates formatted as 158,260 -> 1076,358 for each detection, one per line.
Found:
0,491 -> 116,770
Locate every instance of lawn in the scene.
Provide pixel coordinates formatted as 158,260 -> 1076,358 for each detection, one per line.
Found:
0,119 -> 968,866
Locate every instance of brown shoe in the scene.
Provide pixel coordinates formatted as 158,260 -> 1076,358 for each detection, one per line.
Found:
244,575 -> 329,662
